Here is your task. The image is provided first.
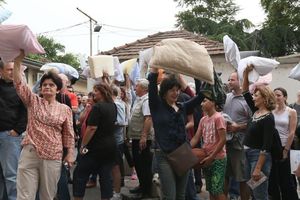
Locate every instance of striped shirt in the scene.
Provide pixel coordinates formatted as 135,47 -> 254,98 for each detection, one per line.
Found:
14,79 -> 75,160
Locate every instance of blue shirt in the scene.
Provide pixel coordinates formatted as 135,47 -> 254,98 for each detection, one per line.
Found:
148,73 -> 204,153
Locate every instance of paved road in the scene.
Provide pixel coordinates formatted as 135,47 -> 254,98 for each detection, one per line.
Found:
68,176 -> 210,200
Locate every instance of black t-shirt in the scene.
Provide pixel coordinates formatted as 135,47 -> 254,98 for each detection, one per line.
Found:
243,91 -> 274,151
87,101 -> 117,162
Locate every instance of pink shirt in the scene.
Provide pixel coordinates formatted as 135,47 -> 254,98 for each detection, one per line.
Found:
198,112 -> 226,159
15,79 -> 75,160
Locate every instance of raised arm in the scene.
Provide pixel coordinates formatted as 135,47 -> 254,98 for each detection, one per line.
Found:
13,50 -> 36,106
13,50 -> 25,84
147,67 -> 160,110
242,65 -> 256,113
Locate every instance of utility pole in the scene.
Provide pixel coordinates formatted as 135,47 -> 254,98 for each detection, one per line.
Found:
76,7 -> 101,56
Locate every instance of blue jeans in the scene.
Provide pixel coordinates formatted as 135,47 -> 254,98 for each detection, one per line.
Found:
0,130 -> 22,200
155,151 -> 189,200
0,164 -> 8,200
245,149 -> 271,200
185,170 -> 199,200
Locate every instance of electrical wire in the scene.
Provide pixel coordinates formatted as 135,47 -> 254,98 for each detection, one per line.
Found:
37,21 -> 89,35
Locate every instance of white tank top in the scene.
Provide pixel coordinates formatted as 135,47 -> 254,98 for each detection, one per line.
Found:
273,107 -> 290,146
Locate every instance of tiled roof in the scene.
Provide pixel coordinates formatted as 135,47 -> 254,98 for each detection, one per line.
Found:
99,30 -> 224,60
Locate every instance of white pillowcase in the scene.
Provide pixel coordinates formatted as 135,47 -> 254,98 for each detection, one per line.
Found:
289,63 -> 300,81
238,56 -> 279,84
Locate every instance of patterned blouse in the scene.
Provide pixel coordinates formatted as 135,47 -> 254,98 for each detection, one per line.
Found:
14,79 -> 75,160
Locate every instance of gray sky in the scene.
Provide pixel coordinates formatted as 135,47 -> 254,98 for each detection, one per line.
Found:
3,0 -> 265,57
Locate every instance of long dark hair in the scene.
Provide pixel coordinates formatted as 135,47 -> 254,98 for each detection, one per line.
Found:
93,83 -> 113,103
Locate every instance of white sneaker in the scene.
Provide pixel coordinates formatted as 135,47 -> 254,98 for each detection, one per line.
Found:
111,192 -> 122,200
152,173 -> 160,185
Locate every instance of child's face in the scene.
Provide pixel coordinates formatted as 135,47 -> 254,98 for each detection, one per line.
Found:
201,98 -> 215,112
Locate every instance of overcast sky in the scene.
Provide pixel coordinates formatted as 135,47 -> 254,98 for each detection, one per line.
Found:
3,0 -> 265,57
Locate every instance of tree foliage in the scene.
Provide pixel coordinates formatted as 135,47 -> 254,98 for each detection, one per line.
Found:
175,0 -> 254,51
175,0 -> 300,56
254,0 -> 300,56
28,35 -> 80,69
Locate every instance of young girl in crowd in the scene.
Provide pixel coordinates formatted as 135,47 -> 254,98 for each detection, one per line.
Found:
190,95 -> 227,200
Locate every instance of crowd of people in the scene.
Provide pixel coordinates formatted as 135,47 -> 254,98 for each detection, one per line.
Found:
1,50 -> 300,200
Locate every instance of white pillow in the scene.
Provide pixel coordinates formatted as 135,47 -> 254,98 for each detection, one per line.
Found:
238,56 -> 279,84
223,35 -> 240,69
289,63 -> 300,81
139,48 -> 153,78
40,63 -> 79,79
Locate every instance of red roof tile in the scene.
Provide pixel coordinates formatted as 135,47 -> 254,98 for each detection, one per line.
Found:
99,30 -> 224,60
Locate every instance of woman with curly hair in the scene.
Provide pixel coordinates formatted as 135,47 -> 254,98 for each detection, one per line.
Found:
242,65 -> 276,200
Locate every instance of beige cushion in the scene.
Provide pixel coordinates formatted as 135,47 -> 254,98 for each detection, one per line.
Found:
121,58 -> 137,74
88,55 -> 114,78
149,38 -> 214,84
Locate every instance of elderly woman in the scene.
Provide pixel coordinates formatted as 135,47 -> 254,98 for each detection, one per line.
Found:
73,83 -> 117,200
242,65 -> 276,200
147,68 -> 204,200
13,51 -> 75,200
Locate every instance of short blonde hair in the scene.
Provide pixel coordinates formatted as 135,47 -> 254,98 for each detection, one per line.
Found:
254,85 -> 276,111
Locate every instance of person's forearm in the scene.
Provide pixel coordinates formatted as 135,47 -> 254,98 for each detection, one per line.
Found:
285,133 -> 295,150
255,153 -> 266,171
190,137 -> 197,148
210,138 -> 226,159
13,58 -> 22,84
242,72 -> 250,92
234,123 -> 247,132
81,127 -> 97,146
185,121 -> 194,130
141,117 -> 152,137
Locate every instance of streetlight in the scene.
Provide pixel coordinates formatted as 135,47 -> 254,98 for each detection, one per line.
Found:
76,7 -> 102,56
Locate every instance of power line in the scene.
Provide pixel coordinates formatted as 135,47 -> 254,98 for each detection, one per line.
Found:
37,21 -> 89,35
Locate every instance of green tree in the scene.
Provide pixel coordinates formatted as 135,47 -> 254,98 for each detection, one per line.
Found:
28,35 -> 80,69
175,0 -> 254,50
254,0 -> 300,56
